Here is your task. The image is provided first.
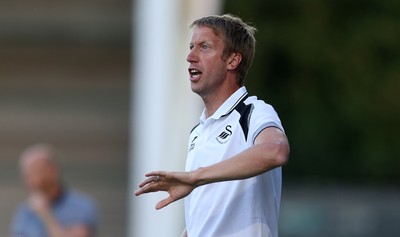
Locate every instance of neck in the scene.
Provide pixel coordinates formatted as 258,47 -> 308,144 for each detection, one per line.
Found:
202,84 -> 240,118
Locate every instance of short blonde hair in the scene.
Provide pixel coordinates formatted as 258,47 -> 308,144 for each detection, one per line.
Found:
191,14 -> 256,86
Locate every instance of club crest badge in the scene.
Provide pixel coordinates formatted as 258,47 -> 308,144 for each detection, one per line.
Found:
216,125 -> 232,144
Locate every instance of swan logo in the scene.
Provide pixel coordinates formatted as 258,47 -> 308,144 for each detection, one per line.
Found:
216,125 -> 232,144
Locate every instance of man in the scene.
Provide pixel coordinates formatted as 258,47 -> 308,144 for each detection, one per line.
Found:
135,14 -> 289,237
11,144 -> 98,237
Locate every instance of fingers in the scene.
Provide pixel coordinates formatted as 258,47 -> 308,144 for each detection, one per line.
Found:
135,177 -> 175,210
139,171 -> 167,186
134,171 -> 187,210
135,182 -> 157,196
137,176 -> 159,188
134,188 -> 145,196
135,172 -> 164,196
134,185 -> 157,196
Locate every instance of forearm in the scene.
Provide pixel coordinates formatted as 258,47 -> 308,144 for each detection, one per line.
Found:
134,128 -> 289,210
192,132 -> 289,187
39,209 -> 68,237
39,210 -> 90,237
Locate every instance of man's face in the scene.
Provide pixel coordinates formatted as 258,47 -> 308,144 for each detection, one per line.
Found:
21,154 -> 58,194
186,26 -> 229,98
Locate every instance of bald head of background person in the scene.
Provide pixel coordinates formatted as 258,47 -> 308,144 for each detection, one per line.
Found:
11,144 -> 98,237
19,144 -> 62,204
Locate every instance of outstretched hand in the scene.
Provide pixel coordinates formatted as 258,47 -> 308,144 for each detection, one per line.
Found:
134,171 -> 196,210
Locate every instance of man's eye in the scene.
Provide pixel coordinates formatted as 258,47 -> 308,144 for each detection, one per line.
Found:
189,45 -> 194,50
201,44 -> 209,50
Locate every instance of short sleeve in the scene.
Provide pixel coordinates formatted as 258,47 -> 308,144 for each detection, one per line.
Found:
247,99 -> 284,144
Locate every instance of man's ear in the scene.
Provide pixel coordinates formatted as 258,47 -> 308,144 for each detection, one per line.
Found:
227,53 -> 242,70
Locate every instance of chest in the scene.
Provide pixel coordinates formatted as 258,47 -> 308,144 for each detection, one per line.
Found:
187,118 -> 250,169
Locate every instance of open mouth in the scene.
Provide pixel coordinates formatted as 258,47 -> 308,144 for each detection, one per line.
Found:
189,68 -> 202,79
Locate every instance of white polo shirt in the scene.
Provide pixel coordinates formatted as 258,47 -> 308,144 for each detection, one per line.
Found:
185,87 -> 284,237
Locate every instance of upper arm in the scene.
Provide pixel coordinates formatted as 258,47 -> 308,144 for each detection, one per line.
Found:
254,126 -> 290,166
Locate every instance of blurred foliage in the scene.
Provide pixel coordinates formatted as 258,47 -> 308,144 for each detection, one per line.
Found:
224,0 -> 400,183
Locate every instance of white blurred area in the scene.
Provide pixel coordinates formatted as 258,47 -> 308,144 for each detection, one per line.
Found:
129,0 -> 222,236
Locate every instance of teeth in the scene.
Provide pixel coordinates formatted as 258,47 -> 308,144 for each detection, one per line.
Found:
189,68 -> 202,80
189,69 -> 201,77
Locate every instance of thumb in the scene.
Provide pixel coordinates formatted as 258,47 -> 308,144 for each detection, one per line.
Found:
155,196 -> 175,210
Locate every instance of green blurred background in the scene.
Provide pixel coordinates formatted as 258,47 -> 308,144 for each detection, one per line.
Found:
225,1 -> 400,236
225,0 -> 400,184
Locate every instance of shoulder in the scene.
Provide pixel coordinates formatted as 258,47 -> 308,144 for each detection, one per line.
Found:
244,95 -> 284,139
242,96 -> 281,127
244,96 -> 278,114
63,189 -> 98,212
11,202 -> 33,233
61,190 -> 99,222
13,202 -> 33,217
56,189 -> 99,231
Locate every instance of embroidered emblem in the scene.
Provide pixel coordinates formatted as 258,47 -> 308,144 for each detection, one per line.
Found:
216,125 -> 232,144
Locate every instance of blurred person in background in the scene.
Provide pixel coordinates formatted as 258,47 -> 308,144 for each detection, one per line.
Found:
135,14 -> 289,237
10,143 -> 98,237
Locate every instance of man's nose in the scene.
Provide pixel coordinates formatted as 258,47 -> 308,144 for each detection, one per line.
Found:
186,49 -> 197,63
